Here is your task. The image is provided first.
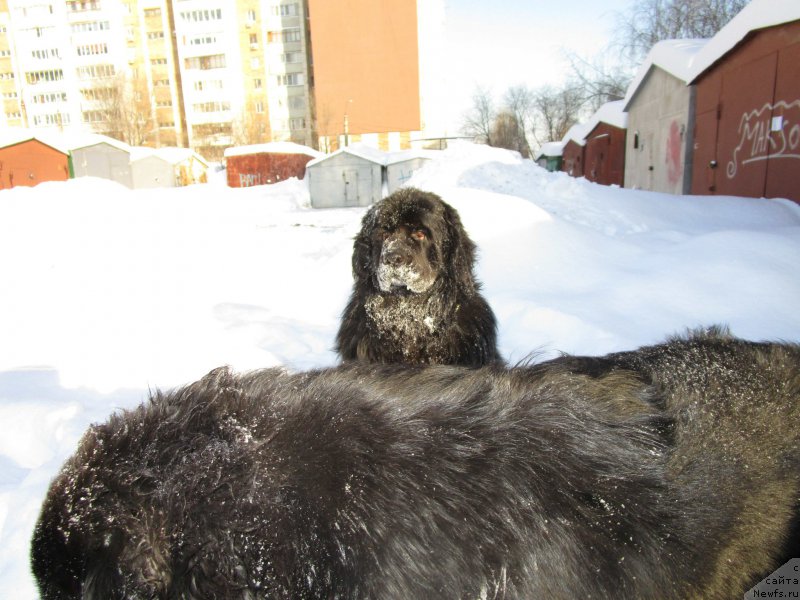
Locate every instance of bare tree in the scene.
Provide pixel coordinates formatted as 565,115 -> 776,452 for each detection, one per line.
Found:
489,111 -> 526,154
615,0 -> 748,62
565,52 -> 632,113
461,86 -> 495,145
231,98 -> 269,146
531,85 -> 585,145
90,69 -> 154,146
503,85 -> 535,158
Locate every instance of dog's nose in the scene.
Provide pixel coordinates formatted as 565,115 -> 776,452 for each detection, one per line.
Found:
383,247 -> 408,267
381,239 -> 411,267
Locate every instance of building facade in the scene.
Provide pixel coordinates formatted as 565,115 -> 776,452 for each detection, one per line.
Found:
0,0 -> 317,159
0,0 -> 423,158
306,0 -> 421,152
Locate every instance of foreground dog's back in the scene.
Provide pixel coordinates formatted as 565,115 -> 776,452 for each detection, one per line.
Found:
31,332 -> 800,599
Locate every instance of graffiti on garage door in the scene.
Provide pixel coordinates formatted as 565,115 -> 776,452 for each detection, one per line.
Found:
727,99 -> 800,179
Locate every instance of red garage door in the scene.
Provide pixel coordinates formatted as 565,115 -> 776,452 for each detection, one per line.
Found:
765,40 -> 800,200
692,23 -> 800,202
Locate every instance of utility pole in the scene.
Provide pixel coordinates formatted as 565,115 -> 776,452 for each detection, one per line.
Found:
165,0 -> 189,148
343,98 -> 352,147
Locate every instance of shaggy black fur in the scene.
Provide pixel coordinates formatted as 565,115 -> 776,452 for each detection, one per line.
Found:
335,187 -> 500,366
31,331 -> 800,599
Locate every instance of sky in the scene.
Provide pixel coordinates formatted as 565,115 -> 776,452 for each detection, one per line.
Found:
422,0 -> 634,135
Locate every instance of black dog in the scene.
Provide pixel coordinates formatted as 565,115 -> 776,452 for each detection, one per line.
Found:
31,331 -> 800,599
335,187 -> 500,366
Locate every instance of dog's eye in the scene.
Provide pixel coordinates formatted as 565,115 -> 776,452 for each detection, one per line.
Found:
411,230 -> 426,241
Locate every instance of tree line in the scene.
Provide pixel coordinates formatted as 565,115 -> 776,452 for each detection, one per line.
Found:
461,0 -> 749,157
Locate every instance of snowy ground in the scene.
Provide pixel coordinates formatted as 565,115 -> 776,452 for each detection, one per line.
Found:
2,142 -> 799,598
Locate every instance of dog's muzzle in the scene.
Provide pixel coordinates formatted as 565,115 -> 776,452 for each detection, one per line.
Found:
376,238 -> 434,293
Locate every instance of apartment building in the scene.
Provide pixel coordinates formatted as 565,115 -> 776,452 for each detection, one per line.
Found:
1,0 -> 422,157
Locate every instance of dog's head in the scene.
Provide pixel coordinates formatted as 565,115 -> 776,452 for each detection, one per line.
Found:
352,188 -> 478,295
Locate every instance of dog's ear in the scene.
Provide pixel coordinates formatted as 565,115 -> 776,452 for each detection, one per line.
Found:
351,205 -> 379,283
441,202 -> 478,292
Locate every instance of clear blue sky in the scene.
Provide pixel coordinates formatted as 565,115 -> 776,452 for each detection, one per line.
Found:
422,0 -> 633,133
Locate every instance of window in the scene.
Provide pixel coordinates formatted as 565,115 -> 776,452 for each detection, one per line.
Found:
187,34 -> 217,46
185,54 -> 226,70
144,8 -> 161,18
249,33 -> 258,49
32,48 -> 61,59
268,28 -> 301,43
76,64 -> 114,79
193,101 -> 230,113
151,58 -> 168,65
82,109 -> 105,123
277,73 -> 303,86
290,117 -> 305,130
81,87 -> 113,101
25,69 -> 64,84
250,57 -> 260,69
147,31 -> 165,40
194,79 -> 223,91
283,28 -> 301,42
34,112 -> 70,125
180,9 -> 222,22
33,92 -> 67,104
246,9 -> 256,22
76,43 -> 108,56
281,52 -> 302,64
273,4 -> 299,17
253,78 -> 262,89
71,21 -> 110,32
67,1 -> 100,12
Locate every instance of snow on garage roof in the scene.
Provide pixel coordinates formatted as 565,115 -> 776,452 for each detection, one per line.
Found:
223,142 -> 324,159
623,39 -> 707,109
688,0 -> 800,82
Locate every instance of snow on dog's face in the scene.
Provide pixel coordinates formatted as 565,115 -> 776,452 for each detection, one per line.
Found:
362,190 -> 448,294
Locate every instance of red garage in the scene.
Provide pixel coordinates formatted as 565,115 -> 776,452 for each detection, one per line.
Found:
689,0 -> 800,202
583,101 -> 628,187
224,142 -> 323,188
0,134 -> 70,190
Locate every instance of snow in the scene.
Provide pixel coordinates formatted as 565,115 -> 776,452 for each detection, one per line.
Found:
304,143 -> 436,168
622,39 -> 707,109
307,143 -> 388,167
688,0 -> 800,82
561,121 -> 594,147
130,145 -> 208,166
535,141 -> 565,159
223,141 -> 324,159
58,132 -> 133,153
584,100 -> 628,133
2,141 -> 800,598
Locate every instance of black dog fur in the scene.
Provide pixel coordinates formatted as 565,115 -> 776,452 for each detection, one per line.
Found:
31,330 -> 800,599
335,187 -> 500,366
